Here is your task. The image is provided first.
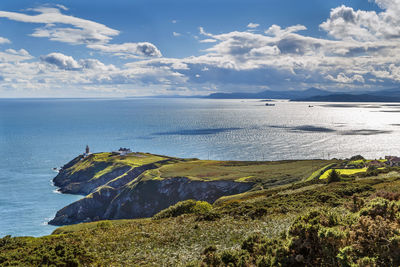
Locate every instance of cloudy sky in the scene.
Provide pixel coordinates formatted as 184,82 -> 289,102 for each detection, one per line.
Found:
0,0 -> 399,97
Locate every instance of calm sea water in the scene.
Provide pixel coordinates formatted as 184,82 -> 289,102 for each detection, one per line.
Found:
1,98 -> 400,237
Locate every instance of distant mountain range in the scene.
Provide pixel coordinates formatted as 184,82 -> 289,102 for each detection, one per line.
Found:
204,87 -> 400,102
204,87 -> 331,99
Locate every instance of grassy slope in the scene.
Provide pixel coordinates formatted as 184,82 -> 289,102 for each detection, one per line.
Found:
62,152 -> 336,194
68,152 -> 168,180
3,168 -> 400,266
139,159 -> 335,186
4,156 -> 400,266
65,153 -> 334,187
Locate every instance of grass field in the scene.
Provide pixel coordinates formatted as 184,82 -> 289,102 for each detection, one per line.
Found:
139,159 -> 336,186
67,152 -> 169,179
320,168 -> 368,179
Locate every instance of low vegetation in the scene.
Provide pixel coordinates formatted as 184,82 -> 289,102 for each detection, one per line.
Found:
2,156 -> 400,266
67,152 -> 169,179
139,159 -> 335,188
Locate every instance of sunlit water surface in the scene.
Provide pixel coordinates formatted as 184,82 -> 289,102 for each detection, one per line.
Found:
0,98 -> 399,236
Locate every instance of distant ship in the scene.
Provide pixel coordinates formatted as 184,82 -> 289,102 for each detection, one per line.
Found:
265,103 -> 275,106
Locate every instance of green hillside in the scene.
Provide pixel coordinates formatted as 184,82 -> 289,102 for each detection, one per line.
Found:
2,162 -> 400,266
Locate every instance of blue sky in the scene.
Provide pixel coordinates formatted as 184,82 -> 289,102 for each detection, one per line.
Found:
0,0 -> 398,97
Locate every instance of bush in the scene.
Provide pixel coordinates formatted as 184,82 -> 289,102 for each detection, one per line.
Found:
359,197 -> 398,220
350,155 -> 365,161
327,170 -> 341,183
153,199 -> 213,219
0,236 -> 95,266
96,221 -> 113,229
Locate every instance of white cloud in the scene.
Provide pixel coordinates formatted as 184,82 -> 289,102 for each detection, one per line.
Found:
87,42 -> 162,58
320,1 -> 400,42
326,73 -> 365,83
0,7 -> 119,44
5,48 -> 29,56
3,0 -> 400,96
0,37 -> 10,44
0,5 -> 162,59
40,52 -> 81,70
0,48 -> 32,62
199,39 -> 217,43
247,23 -> 259,29
199,26 -> 213,37
40,52 -> 116,71
265,24 -> 307,36
173,32 -> 181,37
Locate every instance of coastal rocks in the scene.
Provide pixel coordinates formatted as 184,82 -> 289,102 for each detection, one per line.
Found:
49,186 -> 118,226
104,178 -> 253,220
53,155 -> 115,195
49,177 -> 252,225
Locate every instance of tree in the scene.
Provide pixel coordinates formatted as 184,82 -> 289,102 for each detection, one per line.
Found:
327,170 -> 341,183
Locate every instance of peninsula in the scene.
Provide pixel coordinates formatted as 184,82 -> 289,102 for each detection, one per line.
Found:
49,150 -> 332,225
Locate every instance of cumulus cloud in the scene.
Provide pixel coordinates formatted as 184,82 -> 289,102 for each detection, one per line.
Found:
0,37 -> 10,44
265,24 -> 307,36
87,42 -> 162,58
173,32 -> 181,37
40,52 -> 116,71
40,52 -> 81,70
320,1 -> 400,41
0,48 -> 32,62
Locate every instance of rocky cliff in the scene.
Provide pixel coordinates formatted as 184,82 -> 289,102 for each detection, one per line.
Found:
49,152 -> 253,225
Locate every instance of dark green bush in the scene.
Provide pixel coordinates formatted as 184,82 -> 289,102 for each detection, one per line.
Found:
327,170 -> 341,183
153,199 -> 213,219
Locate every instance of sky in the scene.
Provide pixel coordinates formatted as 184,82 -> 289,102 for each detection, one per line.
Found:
0,0 -> 399,97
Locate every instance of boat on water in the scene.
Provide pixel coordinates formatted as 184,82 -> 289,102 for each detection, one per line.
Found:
265,103 -> 275,106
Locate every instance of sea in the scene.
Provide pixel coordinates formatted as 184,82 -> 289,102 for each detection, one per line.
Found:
1,98 -> 400,237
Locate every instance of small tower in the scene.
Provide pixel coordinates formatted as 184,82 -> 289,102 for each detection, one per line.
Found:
85,145 -> 90,154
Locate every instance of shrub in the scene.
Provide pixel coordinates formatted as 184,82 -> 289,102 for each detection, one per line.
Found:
0,236 -> 95,266
373,190 -> 400,201
153,199 -> 213,219
195,211 -> 221,221
359,197 -> 398,220
350,155 -> 365,161
96,221 -> 113,229
327,170 -> 341,183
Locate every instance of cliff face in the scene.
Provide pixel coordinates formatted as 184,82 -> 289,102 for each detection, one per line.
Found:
49,153 -> 253,226
49,177 -> 252,225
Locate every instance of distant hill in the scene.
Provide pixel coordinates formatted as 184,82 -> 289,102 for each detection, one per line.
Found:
205,87 -> 400,102
294,93 -> 400,102
204,87 -> 331,99
294,88 -> 400,102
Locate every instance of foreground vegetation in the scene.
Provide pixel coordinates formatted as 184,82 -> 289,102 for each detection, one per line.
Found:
2,155 -> 400,266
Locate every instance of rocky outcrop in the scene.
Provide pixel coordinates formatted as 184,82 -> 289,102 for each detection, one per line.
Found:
49,177 -> 252,225
53,155 -> 114,195
53,155 -> 171,195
